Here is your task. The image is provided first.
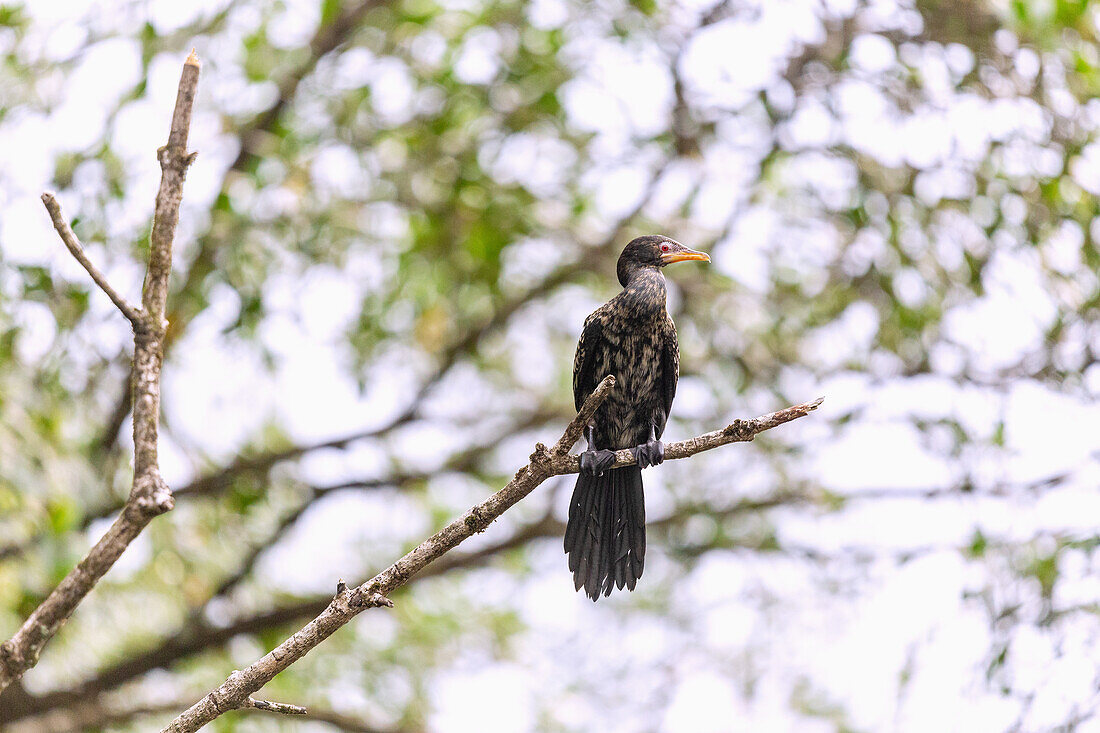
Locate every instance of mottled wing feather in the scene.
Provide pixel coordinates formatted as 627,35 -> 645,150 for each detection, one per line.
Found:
572,310 -> 604,412
656,315 -> 678,439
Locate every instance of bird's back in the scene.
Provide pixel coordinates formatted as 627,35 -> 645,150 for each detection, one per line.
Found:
577,297 -> 675,450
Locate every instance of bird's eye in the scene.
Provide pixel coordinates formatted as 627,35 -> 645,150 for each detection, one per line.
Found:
660,244 -> 670,252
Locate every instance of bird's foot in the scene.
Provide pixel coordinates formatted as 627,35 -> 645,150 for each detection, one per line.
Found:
579,449 -> 617,476
631,439 -> 664,469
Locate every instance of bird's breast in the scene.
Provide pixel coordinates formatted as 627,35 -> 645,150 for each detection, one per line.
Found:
590,316 -> 666,449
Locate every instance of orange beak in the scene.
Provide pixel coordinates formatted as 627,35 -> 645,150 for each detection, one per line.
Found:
660,247 -> 710,264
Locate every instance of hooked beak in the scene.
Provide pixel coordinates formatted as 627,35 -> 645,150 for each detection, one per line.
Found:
660,245 -> 711,265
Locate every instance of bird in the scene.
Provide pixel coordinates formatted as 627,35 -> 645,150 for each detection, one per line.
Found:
565,235 -> 709,600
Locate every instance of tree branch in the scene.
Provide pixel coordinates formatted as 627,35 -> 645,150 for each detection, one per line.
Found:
585,396 -> 825,472
161,382 -> 821,732
8,465 -> 1069,727
0,473 -> 824,726
0,51 -> 201,694
242,697 -> 306,716
39,193 -> 142,324
4,696 -> 399,733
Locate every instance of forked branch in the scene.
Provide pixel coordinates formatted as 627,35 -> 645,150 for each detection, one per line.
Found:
0,51 -> 201,694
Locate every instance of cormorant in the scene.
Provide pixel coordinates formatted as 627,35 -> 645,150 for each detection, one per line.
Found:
565,235 -> 709,600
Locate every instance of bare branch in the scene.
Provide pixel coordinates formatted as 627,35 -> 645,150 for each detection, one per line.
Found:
577,396 -> 826,473
142,49 -> 200,327
4,696 -> 399,733
552,374 -> 617,455
40,193 -> 142,324
1,479 -> 826,725
0,52 -> 200,694
161,382 -> 820,732
243,698 -> 307,716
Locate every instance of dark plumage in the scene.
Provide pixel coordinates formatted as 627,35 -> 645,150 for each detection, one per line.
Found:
565,235 -> 709,600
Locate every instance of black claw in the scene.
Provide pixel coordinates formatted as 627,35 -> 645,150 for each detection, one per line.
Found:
579,449 -> 617,476
631,439 -> 664,469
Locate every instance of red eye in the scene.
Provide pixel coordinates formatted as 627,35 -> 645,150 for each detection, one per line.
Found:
660,244 -> 670,252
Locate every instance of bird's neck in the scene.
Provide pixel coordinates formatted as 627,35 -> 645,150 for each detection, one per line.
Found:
618,267 -> 667,320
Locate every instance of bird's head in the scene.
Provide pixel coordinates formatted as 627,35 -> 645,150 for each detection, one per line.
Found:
616,235 -> 709,287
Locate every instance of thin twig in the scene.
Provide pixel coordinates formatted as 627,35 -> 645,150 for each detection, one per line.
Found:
242,698 -> 306,715
1,697 -> 399,733
0,51 -> 201,694
161,380 -> 820,732
40,193 -> 142,324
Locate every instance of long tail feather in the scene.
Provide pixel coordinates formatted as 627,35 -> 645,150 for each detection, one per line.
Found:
564,466 -> 646,601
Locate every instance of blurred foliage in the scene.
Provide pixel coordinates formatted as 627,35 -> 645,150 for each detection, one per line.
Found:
2,0 -> 1100,731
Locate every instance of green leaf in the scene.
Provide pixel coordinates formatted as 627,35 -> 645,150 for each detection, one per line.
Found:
321,0 -> 343,26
